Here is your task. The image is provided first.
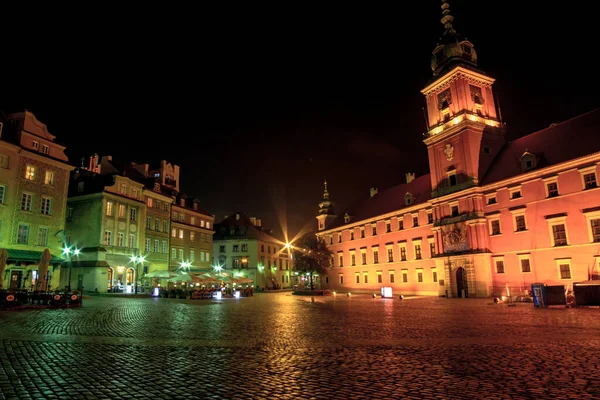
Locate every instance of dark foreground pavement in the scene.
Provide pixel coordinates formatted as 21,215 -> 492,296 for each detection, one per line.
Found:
1,294 -> 599,399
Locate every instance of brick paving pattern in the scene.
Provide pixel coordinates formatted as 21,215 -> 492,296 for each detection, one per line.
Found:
1,294 -> 599,399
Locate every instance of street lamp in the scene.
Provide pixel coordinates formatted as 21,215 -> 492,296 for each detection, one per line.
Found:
62,246 -> 79,292
130,255 -> 145,294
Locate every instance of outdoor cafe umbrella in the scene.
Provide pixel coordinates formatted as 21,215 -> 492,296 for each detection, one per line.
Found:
145,270 -> 177,278
0,248 -> 7,288
38,248 -> 51,292
167,273 -> 192,283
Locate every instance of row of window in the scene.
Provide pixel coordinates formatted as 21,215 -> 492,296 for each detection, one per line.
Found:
31,141 -> 50,155
336,239 -> 435,267
171,228 -> 211,243
331,213 -> 434,244
493,255 -> 576,280
339,268 -> 439,285
260,244 -> 280,254
146,217 -> 169,233
485,167 -> 598,205
103,231 -> 136,248
172,211 -> 211,229
25,164 -> 56,185
170,247 -> 211,263
488,212 -> 600,247
118,183 -> 141,200
146,197 -> 169,211
15,223 -> 49,246
17,192 -> 53,215
106,201 -> 138,221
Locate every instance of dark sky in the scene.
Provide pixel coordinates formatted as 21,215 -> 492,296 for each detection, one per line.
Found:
2,1 -> 599,241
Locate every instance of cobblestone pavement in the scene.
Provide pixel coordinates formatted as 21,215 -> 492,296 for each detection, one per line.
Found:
1,294 -> 599,399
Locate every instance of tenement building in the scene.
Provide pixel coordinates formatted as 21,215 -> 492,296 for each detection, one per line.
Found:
316,1 -> 600,298
213,212 -> 292,289
0,111 -> 74,290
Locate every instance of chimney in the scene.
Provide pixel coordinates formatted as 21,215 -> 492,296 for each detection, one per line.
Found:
406,172 -> 415,184
370,187 -> 378,197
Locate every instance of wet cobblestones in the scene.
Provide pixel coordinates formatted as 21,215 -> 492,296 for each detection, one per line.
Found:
1,294 -> 599,399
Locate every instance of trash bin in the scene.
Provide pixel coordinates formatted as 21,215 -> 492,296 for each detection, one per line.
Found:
573,281 -> 600,306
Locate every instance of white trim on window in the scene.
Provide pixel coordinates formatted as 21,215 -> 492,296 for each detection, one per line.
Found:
543,176 -> 560,198
509,185 -> 523,200
546,215 -> 569,247
582,209 -> 600,243
412,238 -> 422,260
510,208 -> 528,232
492,255 -> 505,274
487,216 -> 502,236
579,165 -> 599,190
555,258 -> 572,280
517,253 -> 532,274
485,192 -> 497,205
397,242 -> 407,261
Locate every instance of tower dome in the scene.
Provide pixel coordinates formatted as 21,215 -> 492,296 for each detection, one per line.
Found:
431,0 -> 478,76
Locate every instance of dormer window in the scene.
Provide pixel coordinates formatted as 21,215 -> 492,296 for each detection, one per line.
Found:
404,192 -> 413,206
462,44 -> 472,55
154,182 -> 160,192
32,141 -> 39,150
344,213 -> 351,224
520,151 -> 537,172
180,199 -> 185,207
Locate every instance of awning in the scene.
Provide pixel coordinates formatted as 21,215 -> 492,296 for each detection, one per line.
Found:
7,249 -> 64,264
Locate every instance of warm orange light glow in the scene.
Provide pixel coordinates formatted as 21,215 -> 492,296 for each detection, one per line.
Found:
452,116 -> 463,125
468,115 -> 478,122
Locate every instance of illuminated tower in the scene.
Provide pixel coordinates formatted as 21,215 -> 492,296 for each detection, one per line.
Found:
316,179 -> 336,231
422,0 -> 505,196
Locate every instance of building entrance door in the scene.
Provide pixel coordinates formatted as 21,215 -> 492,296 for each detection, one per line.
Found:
10,270 -> 23,290
456,267 -> 468,298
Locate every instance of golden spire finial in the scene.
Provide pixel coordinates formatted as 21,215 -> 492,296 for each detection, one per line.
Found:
441,0 -> 456,35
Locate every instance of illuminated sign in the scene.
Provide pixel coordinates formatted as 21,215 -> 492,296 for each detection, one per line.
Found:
380,287 -> 393,298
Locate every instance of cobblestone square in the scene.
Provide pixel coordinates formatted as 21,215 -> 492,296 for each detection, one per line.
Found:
1,293 -> 599,399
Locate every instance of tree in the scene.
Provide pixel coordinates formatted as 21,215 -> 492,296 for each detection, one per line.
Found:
293,234 -> 333,290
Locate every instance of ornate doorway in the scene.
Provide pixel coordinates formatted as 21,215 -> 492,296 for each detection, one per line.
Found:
456,267 -> 468,298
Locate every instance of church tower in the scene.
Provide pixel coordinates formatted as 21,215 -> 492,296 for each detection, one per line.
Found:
422,0 -> 505,197
316,180 -> 336,231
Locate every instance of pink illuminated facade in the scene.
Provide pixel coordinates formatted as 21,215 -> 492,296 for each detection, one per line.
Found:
316,2 -> 600,297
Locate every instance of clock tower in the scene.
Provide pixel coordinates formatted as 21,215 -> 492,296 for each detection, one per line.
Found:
422,0 -> 505,197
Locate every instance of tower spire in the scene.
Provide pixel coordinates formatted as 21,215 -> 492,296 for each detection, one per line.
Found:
441,0 -> 456,36
323,178 -> 329,200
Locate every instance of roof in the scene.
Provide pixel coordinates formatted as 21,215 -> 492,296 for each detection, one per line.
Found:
6,249 -> 64,264
325,174 -> 432,230
213,212 -> 282,242
483,108 -> 600,185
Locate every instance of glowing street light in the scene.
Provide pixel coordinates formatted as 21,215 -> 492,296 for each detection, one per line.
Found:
62,246 -> 79,292
130,255 -> 146,294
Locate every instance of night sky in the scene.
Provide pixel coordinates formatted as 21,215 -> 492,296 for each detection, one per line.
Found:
2,1 -> 598,240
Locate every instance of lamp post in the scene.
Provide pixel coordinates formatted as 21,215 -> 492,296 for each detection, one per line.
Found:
130,255 -> 145,295
62,246 -> 80,292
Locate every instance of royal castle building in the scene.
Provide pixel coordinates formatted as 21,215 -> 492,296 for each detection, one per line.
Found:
316,1 -> 600,298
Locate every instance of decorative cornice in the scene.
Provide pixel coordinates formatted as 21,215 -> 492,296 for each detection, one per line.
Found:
421,67 -> 495,97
